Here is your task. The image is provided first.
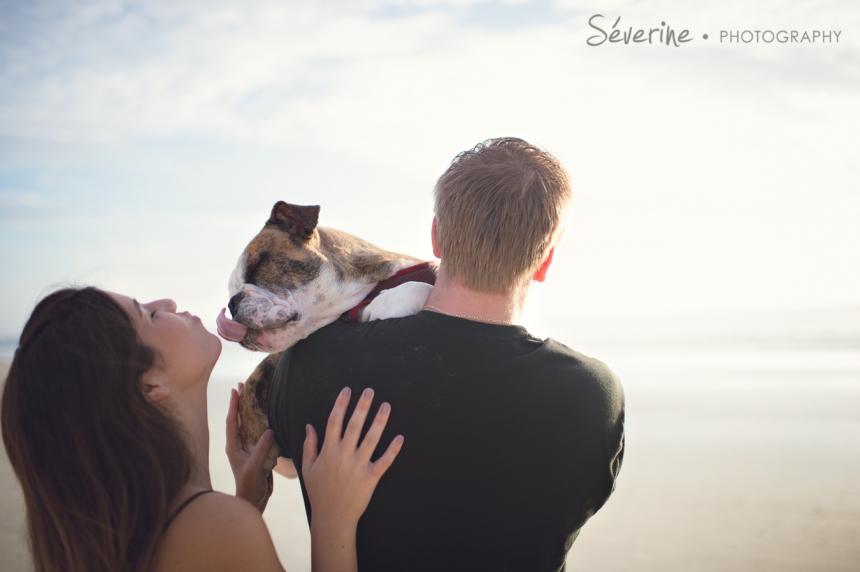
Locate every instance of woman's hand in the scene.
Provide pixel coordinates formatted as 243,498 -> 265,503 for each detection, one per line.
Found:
303,387 -> 404,572
226,384 -> 276,513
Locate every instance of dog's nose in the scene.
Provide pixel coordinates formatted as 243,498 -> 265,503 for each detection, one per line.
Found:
228,292 -> 244,317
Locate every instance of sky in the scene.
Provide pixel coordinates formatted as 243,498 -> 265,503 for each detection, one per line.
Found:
1,0 -> 858,367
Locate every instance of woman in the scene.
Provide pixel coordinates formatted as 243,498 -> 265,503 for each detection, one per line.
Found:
1,286 -> 402,572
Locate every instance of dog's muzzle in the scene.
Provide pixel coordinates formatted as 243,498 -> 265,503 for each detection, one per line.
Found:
216,285 -> 301,343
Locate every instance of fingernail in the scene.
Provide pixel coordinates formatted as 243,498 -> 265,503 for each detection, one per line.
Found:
306,424 -> 312,437
380,402 -> 390,415
340,387 -> 351,397
362,388 -> 373,400
394,435 -> 404,445
265,430 -> 273,441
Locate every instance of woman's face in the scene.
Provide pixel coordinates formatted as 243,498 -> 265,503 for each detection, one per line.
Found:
109,292 -> 221,396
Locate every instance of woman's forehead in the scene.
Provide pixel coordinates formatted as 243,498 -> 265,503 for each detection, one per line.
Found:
105,291 -> 143,323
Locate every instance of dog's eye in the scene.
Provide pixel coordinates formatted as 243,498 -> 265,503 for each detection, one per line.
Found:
246,252 -> 270,284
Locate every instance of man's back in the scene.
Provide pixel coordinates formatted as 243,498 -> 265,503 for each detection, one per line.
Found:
270,311 -> 625,572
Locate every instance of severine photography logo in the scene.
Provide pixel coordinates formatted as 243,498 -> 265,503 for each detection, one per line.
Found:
587,14 -> 843,47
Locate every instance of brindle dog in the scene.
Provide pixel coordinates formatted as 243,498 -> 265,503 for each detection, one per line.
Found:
219,202 -> 433,462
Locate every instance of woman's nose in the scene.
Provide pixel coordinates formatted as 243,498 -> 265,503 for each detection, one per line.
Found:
153,299 -> 177,312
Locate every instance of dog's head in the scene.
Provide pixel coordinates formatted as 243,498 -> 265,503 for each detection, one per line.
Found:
217,201 -> 326,352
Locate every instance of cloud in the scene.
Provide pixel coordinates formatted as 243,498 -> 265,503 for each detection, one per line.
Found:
0,0 -> 859,338
2,0 -> 857,164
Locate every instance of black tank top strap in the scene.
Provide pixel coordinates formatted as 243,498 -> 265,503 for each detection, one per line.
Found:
162,489 -> 216,534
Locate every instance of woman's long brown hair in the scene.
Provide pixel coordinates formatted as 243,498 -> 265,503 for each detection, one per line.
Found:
1,287 -> 193,572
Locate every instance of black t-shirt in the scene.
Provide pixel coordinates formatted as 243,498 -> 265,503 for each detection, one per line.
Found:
269,310 -> 625,572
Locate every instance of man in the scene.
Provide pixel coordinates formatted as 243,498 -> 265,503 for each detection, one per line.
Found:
269,137 -> 625,572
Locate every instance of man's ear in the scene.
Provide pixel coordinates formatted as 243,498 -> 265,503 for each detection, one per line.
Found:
532,247 -> 555,283
141,370 -> 170,403
431,217 -> 441,259
267,201 -> 320,241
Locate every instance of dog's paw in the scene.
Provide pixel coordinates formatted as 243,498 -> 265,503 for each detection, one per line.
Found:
362,282 -> 433,322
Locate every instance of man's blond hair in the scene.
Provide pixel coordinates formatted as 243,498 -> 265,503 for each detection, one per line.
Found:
433,137 -> 572,293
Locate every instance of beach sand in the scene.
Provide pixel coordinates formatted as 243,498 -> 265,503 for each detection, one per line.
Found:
2,345 -> 859,571
566,345 -> 860,572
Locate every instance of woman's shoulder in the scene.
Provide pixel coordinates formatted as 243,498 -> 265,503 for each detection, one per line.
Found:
166,490 -> 264,530
151,491 -> 283,572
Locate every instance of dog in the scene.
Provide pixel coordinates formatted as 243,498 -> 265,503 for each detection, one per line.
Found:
217,201 -> 436,465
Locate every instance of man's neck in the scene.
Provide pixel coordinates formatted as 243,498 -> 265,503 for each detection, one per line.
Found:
424,266 -> 527,325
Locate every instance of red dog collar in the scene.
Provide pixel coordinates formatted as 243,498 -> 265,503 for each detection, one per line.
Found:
339,261 -> 438,323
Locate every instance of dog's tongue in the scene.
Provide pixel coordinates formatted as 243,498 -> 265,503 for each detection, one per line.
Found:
216,308 -> 248,342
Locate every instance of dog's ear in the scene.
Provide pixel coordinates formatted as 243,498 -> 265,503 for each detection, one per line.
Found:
268,202 -> 320,240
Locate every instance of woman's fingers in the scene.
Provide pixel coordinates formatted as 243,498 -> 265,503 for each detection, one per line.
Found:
342,388 -> 374,448
313,388 -> 400,475
369,434 -> 405,479
226,388 -> 243,453
324,387 -> 351,444
249,429 -> 275,468
357,401 -> 391,460
302,423 -> 320,475
228,387 -> 278,512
